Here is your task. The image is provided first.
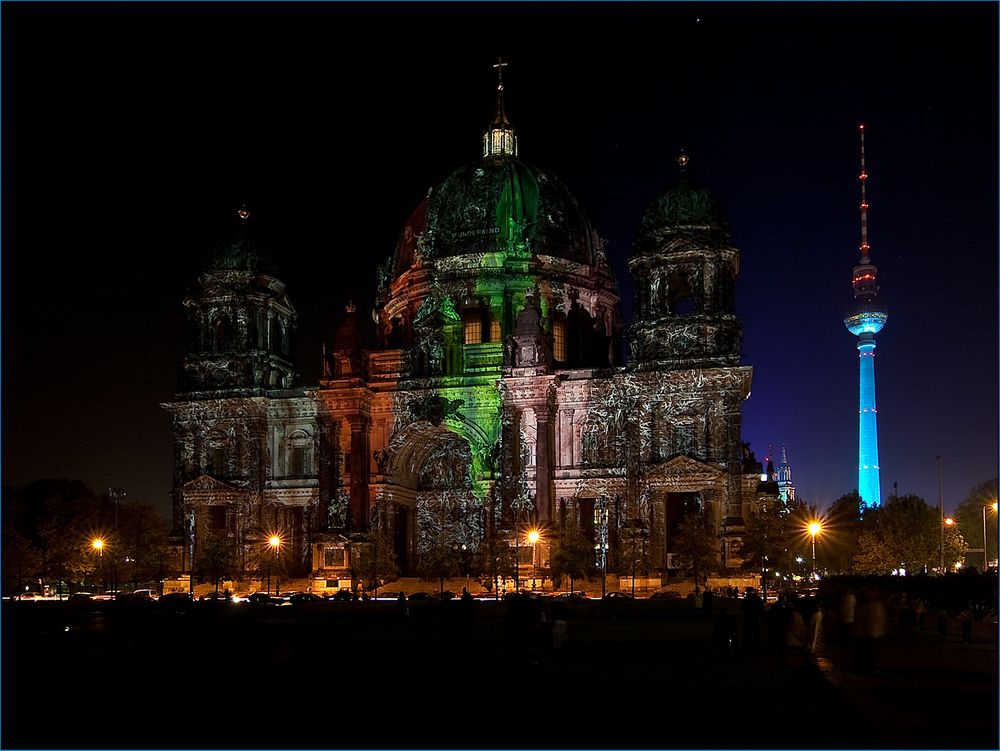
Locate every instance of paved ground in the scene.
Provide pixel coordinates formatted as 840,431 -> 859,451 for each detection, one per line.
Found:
813,621 -> 997,749
2,598 -> 996,749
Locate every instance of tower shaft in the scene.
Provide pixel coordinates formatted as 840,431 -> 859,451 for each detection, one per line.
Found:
857,334 -> 881,506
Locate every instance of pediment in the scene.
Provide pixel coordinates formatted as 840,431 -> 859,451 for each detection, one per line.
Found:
183,474 -> 243,493
647,455 -> 726,479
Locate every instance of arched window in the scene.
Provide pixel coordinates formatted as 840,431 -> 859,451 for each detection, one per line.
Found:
668,271 -> 697,316
207,434 -> 228,477
463,312 -> 482,345
552,318 -> 567,363
212,315 -> 233,352
286,430 -> 312,477
270,316 -> 281,355
672,419 -> 695,457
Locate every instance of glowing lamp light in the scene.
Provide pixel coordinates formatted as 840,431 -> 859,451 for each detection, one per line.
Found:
91,538 -> 105,552
807,522 -> 822,537
269,535 -> 281,549
527,530 -> 540,544
945,517 -> 955,526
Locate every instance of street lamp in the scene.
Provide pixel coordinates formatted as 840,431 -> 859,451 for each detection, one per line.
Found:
267,535 -> 281,595
983,502 -> 998,571
527,529 -> 540,589
807,521 -> 822,580
941,517 -> 955,573
938,456 -> 945,574
91,538 -> 105,593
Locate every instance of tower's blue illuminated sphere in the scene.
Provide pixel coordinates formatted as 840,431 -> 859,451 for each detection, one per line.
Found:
844,295 -> 888,336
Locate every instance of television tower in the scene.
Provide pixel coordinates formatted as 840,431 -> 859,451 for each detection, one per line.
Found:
843,124 -> 888,508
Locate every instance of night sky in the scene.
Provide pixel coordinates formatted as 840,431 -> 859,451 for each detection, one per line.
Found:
4,2 -> 997,522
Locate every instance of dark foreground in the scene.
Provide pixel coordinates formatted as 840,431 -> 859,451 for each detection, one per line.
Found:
3,597 -> 996,749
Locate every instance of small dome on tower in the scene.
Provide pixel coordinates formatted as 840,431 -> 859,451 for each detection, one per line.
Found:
205,205 -> 275,274
635,154 -> 730,252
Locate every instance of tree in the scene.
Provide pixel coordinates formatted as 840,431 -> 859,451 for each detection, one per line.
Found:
197,528 -> 237,592
740,503 -> 792,600
823,491 -> 864,574
550,525 -> 594,594
117,501 -> 171,588
674,513 -> 718,595
617,517 -> 652,596
953,478 -> 998,570
852,494 -> 940,574
1,527 -> 42,596
249,540 -> 288,594
26,480 -> 103,590
418,542 -> 462,593
942,523 -> 968,572
476,502 -> 517,596
357,518 -> 399,596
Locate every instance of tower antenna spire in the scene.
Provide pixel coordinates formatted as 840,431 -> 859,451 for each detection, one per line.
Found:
859,123 -> 870,264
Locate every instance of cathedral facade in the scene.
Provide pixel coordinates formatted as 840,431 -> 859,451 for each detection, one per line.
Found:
163,79 -> 771,590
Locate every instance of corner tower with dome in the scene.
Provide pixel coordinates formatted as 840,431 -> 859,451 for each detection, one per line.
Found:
165,64 -> 763,592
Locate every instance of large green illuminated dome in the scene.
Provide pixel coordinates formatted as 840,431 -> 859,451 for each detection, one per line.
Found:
420,156 -> 597,264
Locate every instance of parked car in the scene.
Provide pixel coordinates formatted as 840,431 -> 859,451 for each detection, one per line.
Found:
406,592 -> 437,602
649,590 -> 682,600
554,590 -> 588,599
132,589 -> 159,602
246,591 -> 278,605
158,592 -> 193,611
326,589 -> 354,602
68,592 -> 94,603
287,592 -> 321,604
603,591 -> 635,600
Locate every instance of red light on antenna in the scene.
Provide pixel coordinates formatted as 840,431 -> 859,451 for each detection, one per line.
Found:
859,124 -> 865,130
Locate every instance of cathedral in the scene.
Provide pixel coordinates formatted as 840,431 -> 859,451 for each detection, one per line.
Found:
163,70 -> 773,592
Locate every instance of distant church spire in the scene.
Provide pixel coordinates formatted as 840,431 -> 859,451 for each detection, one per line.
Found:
777,444 -> 795,503
483,57 -> 517,157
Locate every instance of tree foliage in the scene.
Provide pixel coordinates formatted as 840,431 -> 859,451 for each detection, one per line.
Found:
739,502 -> 792,599
417,542 -> 462,593
852,494 -> 942,574
118,501 -> 171,587
475,509 -> 517,594
357,521 -> 399,593
2,480 -> 102,592
550,523 -> 594,592
673,513 -> 717,594
616,517 -> 652,594
197,528 -> 237,591
953,478 -> 998,570
822,491 -> 864,574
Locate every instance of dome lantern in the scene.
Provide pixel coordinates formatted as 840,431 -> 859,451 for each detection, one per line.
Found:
483,57 -> 517,158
